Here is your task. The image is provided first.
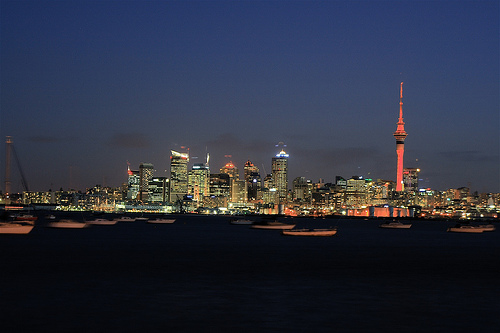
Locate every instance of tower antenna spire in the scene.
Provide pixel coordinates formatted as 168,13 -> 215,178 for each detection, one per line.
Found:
5,136 -> 12,200
399,82 -> 404,121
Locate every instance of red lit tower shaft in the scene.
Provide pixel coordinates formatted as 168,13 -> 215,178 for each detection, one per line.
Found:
393,82 -> 407,192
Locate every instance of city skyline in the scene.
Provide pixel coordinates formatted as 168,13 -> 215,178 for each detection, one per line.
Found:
1,1 -> 498,193
4,141 -> 492,196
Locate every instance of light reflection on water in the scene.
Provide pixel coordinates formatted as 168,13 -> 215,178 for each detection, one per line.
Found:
1,215 -> 499,332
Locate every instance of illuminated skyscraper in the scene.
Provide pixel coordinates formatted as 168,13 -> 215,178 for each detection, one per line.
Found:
292,177 -> 310,202
346,176 -> 366,208
261,173 -> 276,204
220,161 -> 239,202
148,177 -> 168,203
126,166 -> 140,200
170,150 -> 189,203
272,149 -> 289,203
244,160 -> 260,201
232,179 -> 247,203
243,160 -> 259,181
139,163 -> 154,201
403,168 -> 420,193
220,161 -> 239,179
393,82 -> 408,192
188,163 -> 209,204
208,173 -> 231,208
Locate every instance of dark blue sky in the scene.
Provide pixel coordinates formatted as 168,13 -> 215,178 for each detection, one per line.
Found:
1,1 -> 498,193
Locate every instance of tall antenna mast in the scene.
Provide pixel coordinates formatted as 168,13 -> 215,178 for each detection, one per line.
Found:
5,136 -> 12,197
399,82 -> 404,122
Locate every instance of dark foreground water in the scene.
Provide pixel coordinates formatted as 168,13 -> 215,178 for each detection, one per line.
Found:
1,214 -> 499,333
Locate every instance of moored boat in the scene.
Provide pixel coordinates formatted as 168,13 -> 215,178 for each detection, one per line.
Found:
0,221 -> 35,234
47,219 -> 88,229
147,218 -> 175,224
379,221 -> 412,229
477,224 -> 496,232
282,228 -> 337,236
230,219 -> 254,225
113,216 -> 135,222
251,221 -> 296,230
86,218 -> 117,226
447,224 -> 485,233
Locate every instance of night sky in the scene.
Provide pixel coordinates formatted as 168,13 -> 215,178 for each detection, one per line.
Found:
1,1 -> 498,194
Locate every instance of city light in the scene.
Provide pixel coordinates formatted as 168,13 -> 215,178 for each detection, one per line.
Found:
275,150 -> 289,158
2,88 -> 498,218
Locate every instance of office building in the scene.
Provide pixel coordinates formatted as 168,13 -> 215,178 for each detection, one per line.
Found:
220,162 -> 239,179
127,166 -> 140,200
220,161 -> 239,202
207,173 -> 231,207
403,168 -> 420,193
272,149 -> 289,203
139,163 -> 154,201
292,177 -> 309,202
170,150 -> 189,203
188,163 -> 210,204
148,177 -> 168,203
244,160 -> 260,201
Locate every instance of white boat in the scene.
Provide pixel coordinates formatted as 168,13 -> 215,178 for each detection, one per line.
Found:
251,221 -> 296,230
0,221 -> 35,234
47,219 -> 88,229
113,216 -> 135,222
86,218 -> 117,226
379,221 -> 412,229
447,224 -> 485,233
230,219 -> 254,225
282,228 -> 337,236
135,217 -> 149,222
477,224 -> 496,232
147,218 -> 175,224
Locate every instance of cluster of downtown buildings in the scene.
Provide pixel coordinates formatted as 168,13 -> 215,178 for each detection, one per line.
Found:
2,84 -> 498,219
3,147 -> 499,220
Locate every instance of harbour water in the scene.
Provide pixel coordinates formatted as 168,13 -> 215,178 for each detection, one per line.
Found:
1,214 -> 499,332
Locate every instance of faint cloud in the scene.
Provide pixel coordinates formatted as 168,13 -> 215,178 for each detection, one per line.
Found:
440,150 -> 495,163
205,133 -> 270,153
295,146 -> 382,166
108,133 -> 150,149
28,136 -> 62,143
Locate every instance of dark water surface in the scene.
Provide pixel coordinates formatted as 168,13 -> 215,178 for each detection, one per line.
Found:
1,215 -> 499,332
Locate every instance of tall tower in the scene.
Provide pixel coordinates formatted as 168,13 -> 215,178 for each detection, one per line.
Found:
272,148 -> 289,203
393,82 -> 408,192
